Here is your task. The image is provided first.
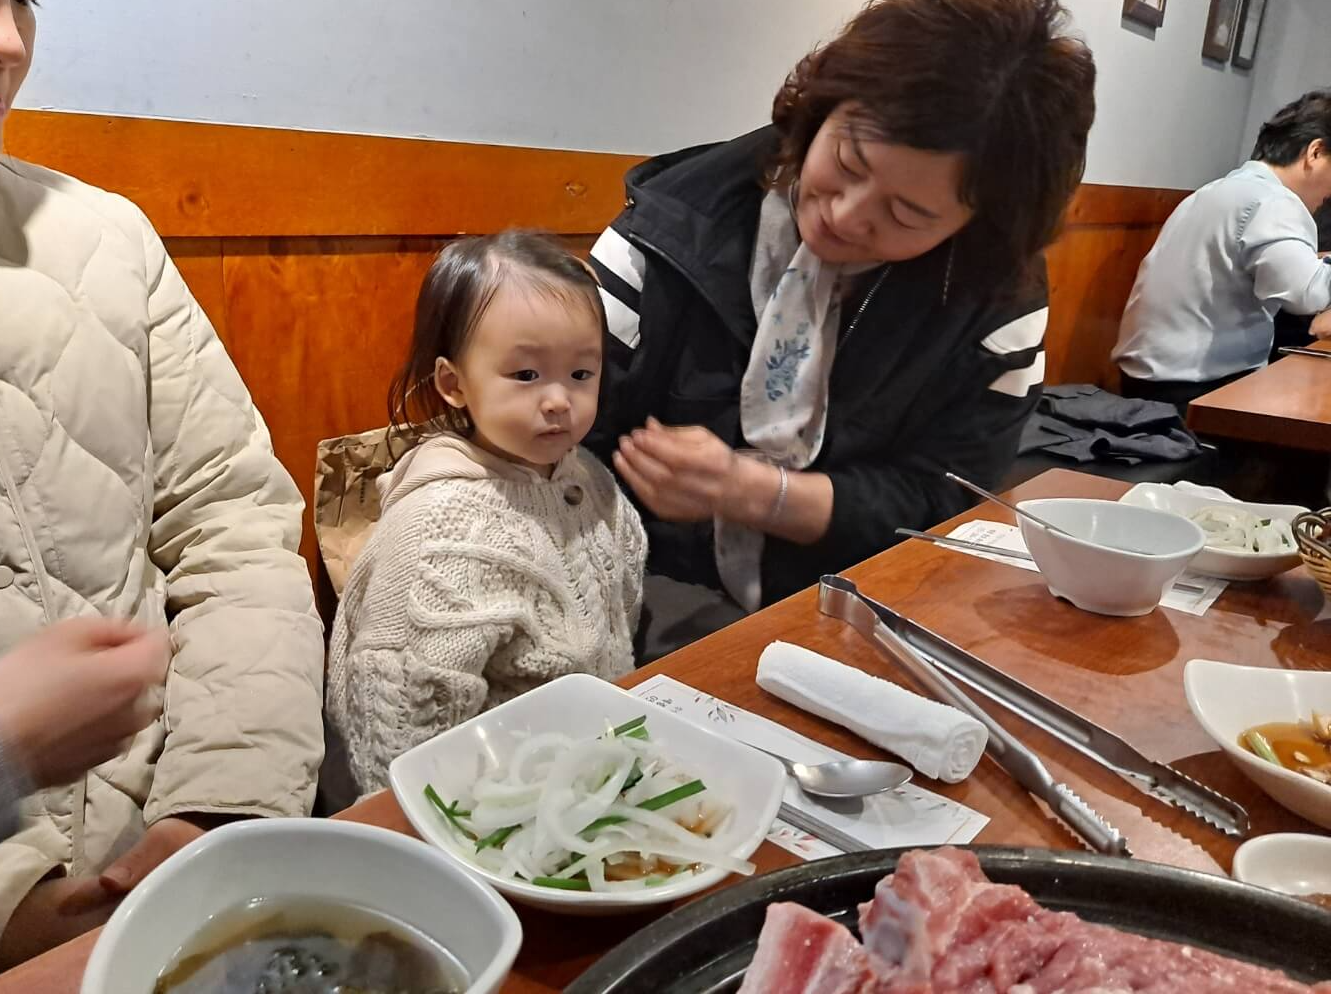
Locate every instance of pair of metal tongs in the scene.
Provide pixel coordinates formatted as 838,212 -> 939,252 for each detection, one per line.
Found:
818,576 -> 1248,854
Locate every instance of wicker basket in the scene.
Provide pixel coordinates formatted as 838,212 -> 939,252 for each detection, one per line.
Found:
1294,508 -> 1331,599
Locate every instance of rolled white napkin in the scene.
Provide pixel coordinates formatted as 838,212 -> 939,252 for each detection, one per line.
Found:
756,641 -> 987,783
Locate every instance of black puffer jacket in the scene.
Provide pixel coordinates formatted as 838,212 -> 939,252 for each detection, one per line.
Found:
586,127 -> 1048,606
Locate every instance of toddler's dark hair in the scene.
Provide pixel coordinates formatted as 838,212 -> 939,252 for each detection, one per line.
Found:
388,230 -> 604,443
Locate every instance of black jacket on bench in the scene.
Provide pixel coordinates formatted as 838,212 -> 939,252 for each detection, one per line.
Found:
585,127 -> 1048,606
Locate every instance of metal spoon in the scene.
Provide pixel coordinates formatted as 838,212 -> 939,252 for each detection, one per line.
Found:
743,743 -> 912,799
945,471 -> 1078,539
944,472 -> 1154,556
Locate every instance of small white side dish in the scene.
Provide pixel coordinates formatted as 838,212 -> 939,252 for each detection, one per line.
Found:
1232,833 -> 1331,905
1119,482 -> 1306,581
1183,659 -> 1331,830
82,819 -> 522,994
390,673 -> 785,914
1017,498 -> 1205,616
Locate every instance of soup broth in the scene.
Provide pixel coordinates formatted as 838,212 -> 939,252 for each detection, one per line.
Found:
1239,721 -> 1331,779
153,897 -> 467,994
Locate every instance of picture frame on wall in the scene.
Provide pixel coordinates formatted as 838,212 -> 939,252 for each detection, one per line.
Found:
1202,0 -> 1242,62
1122,0 -> 1166,30
1231,0 -> 1267,70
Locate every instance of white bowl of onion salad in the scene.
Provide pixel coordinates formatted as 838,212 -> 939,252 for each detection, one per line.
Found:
1119,483 -> 1307,581
389,673 -> 786,914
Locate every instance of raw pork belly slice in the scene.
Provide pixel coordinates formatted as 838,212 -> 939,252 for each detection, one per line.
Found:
738,848 -> 1331,993
738,903 -> 877,994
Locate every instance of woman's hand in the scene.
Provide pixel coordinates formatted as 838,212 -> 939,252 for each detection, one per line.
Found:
0,875 -> 120,969
1311,309 -> 1331,340
613,419 -> 764,522
98,816 -> 208,896
614,418 -> 835,544
0,619 -> 170,789
0,815 -> 211,968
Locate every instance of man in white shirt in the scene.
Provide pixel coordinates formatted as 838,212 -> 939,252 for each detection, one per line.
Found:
1113,90 -> 1331,411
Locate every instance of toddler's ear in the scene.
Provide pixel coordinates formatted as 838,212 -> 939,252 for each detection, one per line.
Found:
433,357 -> 467,410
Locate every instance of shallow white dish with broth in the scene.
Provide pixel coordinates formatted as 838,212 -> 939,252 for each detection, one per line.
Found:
1017,497 -> 1205,616
82,819 -> 522,994
390,673 -> 785,914
1184,659 -> 1331,830
1119,482 -> 1306,581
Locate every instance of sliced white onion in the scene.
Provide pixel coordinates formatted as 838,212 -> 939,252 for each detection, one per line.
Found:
429,722 -> 740,891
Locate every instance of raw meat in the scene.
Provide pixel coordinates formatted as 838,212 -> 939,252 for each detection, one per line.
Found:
738,847 -> 1331,993
737,903 -> 878,994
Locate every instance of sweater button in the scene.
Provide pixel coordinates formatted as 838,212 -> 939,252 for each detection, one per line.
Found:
0,567 -> 13,589
564,486 -> 584,507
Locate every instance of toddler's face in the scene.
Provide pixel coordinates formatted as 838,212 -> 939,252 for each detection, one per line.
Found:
436,282 -> 601,476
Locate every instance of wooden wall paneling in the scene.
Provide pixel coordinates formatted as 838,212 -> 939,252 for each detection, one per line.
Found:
1042,183 -> 1186,388
220,236 -> 444,572
5,111 -> 641,239
1044,223 -> 1167,389
1063,184 -> 1188,227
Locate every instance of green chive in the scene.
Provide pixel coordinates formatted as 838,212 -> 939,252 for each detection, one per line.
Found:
639,779 -> 705,811
424,784 -> 477,841
476,824 -> 520,852
612,715 -> 648,736
624,727 -> 650,741
1245,730 -> 1283,767
581,815 -> 628,836
532,876 -> 592,891
622,760 -> 644,793
645,867 -> 686,887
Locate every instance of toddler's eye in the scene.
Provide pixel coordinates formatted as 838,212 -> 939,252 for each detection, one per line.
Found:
510,370 -> 539,382
572,369 -> 597,381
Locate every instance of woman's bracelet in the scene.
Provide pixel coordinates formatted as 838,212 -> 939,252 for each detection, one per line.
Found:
767,465 -> 789,526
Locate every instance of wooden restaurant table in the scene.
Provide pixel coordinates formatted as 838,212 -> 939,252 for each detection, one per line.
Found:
4,468 -> 1328,994
1187,339 -> 1331,450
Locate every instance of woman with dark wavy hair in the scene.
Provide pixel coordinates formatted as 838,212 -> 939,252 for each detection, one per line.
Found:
585,0 -> 1096,658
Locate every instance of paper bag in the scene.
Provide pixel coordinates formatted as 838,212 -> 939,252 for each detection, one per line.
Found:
314,426 -> 412,597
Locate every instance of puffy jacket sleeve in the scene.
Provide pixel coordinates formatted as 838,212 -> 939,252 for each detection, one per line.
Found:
138,209 -> 325,823
763,289 -> 1049,603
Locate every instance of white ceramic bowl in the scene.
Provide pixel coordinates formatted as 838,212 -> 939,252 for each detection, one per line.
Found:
1017,498 -> 1206,616
1232,833 -> 1331,904
1119,483 -> 1307,581
390,672 -> 785,914
1183,659 -> 1331,829
82,819 -> 522,994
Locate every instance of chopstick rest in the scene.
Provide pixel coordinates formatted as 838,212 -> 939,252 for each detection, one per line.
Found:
756,641 -> 987,783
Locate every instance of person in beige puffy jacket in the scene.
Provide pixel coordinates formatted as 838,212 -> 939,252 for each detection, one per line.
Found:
0,0 -> 325,965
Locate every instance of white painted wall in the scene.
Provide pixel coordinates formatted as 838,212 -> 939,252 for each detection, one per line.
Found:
17,1 -> 864,155
1241,0 -> 1331,157
1060,0 -> 1257,189
15,1 -> 1273,190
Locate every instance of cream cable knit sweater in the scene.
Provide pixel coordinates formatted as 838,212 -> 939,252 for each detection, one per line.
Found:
326,433 -> 646,800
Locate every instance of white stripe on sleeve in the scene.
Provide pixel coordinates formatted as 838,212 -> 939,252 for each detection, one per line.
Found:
599,287 -> 641,350
980,307 -> 1049,355
591,228 -> 647,293
988,351 -> 1046,397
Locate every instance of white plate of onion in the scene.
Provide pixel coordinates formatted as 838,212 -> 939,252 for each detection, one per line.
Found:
389,674 -> 785,914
